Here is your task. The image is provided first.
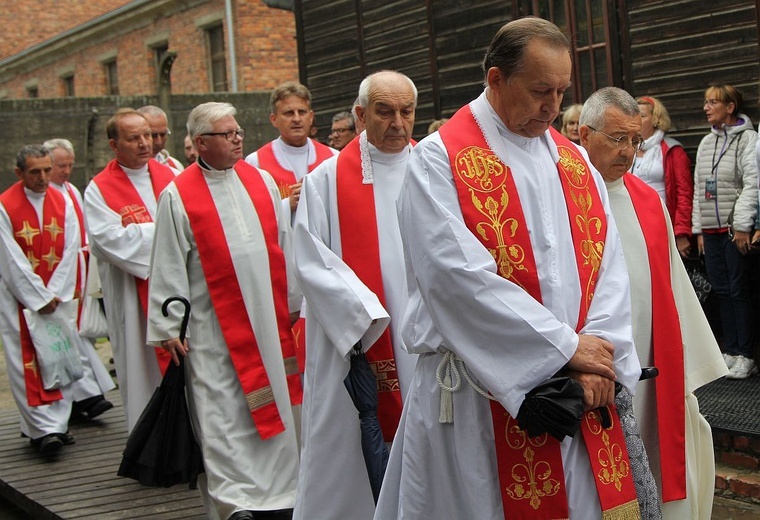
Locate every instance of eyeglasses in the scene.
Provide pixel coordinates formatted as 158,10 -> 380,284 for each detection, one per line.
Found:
588,126 -> 644,152
703,99 -> 723,107
151,130 -> 171,139
201,128 -> 246,141
330,127 -> 354,135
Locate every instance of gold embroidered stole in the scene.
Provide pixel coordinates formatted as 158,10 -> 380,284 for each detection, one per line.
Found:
0,183 -> 66,405
438,105 -> 638,519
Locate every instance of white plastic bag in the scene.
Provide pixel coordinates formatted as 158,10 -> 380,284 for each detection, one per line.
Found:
79,295 -> 108,339
79,253 -> 109,339
23,300 -> 84,390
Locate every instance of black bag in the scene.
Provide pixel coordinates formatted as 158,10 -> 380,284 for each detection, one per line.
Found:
683,256 -> 711,304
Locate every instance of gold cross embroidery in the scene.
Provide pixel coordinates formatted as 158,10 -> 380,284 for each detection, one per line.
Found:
24,359 -> 38,376
15,220 -> 40,247
43,218 -> 63,241
41,247 -> 61,270
26,251 -> 40,271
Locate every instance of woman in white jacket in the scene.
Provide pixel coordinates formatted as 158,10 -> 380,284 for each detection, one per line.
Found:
692,84 -> 759,379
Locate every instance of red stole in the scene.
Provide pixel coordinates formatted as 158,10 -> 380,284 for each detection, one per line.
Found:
0,183 -> 66,405
439,105 -> 638,519
256,139 -> 335,199
173,161 -> 302,439
91,159 -> 174,373
623,174 -> 686,501
63,183 -> 87,304
335,137 -> 405,441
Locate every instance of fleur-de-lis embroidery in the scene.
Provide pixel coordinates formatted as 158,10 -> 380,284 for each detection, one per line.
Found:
503,415 -> 560,510
455,146 -> 531,289
558,147 -> 605,310
596,430 -> 630,491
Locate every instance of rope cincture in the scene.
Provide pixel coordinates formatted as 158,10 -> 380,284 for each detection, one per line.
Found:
435,350 -> 496,423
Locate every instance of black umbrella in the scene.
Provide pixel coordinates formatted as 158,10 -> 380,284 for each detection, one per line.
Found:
516,367 -> 659,440
117,296 -> 204,489
343,341 -> 388,504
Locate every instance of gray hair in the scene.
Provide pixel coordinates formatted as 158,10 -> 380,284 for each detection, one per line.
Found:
186,102 -> 237,138
355,70 -> 418,109
43,138 -> 75,156
580,87 -> 640,129
137,105 -> 168,119
16,144 -> 49,171
332,111 -> 355,129
351,96 -> 361,121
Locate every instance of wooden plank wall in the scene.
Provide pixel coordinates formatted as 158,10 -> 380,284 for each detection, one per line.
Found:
295,0 -> 515,139
297,0 -> 759,151
626,0 -> 760,157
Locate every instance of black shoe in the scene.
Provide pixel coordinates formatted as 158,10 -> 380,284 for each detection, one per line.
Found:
228,511 -> 255,520
76,395 -> 114,419
37,434 -> 64,456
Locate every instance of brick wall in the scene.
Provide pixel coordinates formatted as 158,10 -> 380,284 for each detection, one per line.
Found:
0,0 -> 128,60
1,0 -> 297,99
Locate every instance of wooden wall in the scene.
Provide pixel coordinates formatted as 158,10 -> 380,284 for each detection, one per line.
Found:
294,0 -> 516,138
296,0 -> 760,154
626,0 -> 760,156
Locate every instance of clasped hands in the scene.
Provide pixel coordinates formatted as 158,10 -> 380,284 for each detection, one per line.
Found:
564,334 -> 616,410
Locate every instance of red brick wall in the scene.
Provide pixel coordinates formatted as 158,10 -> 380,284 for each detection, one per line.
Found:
0,0 -> 129,60
1,0 -> 297,99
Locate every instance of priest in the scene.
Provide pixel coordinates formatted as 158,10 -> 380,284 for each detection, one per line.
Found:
147,101 -> 302,520
375,19 -> 649,520
292,70 -> 419,519
0,145 -> 88,455
84,109 -> 176,432
245,81 -> 337,215
580,86 -> 728,520
44,138 -> 115,416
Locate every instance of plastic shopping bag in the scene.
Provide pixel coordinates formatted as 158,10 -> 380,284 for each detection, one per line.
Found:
22,300 -> 84,390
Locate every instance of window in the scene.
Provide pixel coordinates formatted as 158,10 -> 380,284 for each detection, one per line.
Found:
105,60 -> 119,96
61,75 -> 74,97
154,43 -> 169,70
207,25 -> 228,92
26,86 -> 39,98
521,0 -> 620,105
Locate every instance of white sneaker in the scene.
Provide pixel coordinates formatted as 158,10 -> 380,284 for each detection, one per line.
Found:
723,353 -> 738,369
726,356 -> 758,379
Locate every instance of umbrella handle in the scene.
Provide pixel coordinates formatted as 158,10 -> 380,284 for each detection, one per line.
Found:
161,296 -> 191,343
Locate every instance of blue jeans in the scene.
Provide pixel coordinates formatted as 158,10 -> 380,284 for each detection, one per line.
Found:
703,232 -> 755,356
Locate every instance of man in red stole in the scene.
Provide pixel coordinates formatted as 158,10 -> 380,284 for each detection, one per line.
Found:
376,18 -> 649,520
581,86 -> 728,520
84,109 -> 176,433
245,81 -> 339,376
44,138 -> 115,418
245,81 -> 338,215
0,145 -> 85,455
137,105 -> 184,174
147,102 -> 302,520
292,70 -> 418,519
